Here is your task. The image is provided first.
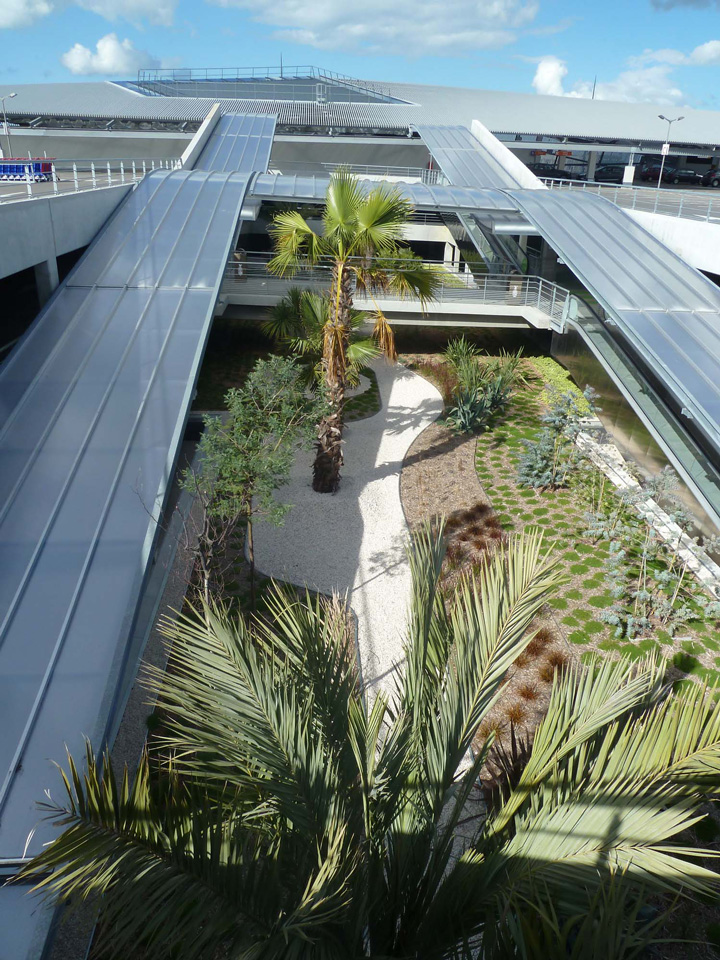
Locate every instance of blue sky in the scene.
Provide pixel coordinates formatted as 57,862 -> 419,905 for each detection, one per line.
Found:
2,0 -> 720,109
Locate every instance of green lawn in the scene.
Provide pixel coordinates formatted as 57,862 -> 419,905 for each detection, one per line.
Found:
474,356 -> 720,688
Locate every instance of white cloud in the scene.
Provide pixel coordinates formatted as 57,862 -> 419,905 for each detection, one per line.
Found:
531,55 -> 567,96
0,0 -> 176,28
531,55 -> 687,106
531,39 -> 720,105
690,39 -> 720,63
61,32 -> 159,75
0,0 -> 52,28
75,0 -> 176,27
211,0 -> 538,54
630,39 -> 720,67
571,66 -> 684,105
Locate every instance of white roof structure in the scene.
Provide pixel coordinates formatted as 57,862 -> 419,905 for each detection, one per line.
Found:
2,70 -> 720,147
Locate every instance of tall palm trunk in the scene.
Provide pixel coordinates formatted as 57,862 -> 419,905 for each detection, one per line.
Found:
313,263 -> 353,493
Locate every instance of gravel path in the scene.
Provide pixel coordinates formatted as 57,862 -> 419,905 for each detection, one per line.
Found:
253,359 -> 443,696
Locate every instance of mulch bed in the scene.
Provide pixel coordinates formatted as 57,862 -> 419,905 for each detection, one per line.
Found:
400,410 -> 576,755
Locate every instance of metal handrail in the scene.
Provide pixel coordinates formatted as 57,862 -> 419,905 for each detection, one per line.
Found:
541,177 -> 720,224
135,65 -> 394,101
0,157 -> 182,203
221,257 -> 571,322
267,160 -> 449,185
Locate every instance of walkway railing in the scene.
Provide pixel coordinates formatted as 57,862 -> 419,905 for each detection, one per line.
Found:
541,177 -> 720,224
267,160 -> 449,185
0,157 -> 182,203
221,256 -> 571,324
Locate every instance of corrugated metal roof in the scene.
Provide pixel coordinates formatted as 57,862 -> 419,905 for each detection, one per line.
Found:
510,188 -> 720,456
386,80 -> 720,147
250,173 -> 518,212
4,76 -> 720,146
0,168 -> 252,867
416,124 -> 522,190
195,113 -> 276,172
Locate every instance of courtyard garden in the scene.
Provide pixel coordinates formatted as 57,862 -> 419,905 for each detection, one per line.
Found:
30,172 -> 720,958
401,336 -> 720,717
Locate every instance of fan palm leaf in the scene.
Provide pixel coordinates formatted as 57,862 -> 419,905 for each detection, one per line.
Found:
268,171 -> 440,491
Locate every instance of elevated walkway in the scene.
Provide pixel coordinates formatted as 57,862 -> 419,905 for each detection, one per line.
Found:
0,169 -> 252,867
194,113 -> 276,173
220,258 -> 568,330
411,123 -> 720,525
0,113 -> 276,955
509,189 -> 720,465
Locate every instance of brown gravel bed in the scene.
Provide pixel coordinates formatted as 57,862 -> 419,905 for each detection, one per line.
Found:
400,412 -> 577,761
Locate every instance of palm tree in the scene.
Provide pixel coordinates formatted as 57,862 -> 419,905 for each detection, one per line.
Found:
19,524 -> 720,958
268,170 -> 441,493
262,287 -> 380,392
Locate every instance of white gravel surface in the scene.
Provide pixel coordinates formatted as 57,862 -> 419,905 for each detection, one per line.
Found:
253,358 -> 443,695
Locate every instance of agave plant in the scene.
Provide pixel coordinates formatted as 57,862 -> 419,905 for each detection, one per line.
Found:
19,524 -> 720,959
262,287 -> 380,391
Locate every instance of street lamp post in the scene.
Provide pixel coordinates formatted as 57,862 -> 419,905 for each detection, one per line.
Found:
657,113 -> 684,189
1,93 -> 17,158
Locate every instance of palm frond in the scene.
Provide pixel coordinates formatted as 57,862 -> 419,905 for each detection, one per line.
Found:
323,169 -> 365,253
268,210 -> 324,275
19,745 -> 350,960
151,603 -> 347,841
262,286 -> 306,342
370,309 -> 397,362
346,338 -> 381,368
353,184 -> 415,255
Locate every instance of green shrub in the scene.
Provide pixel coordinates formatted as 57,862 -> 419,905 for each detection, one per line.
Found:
443,335 -> 478,370
446,388 -> 493,434
529,356 -> 592,414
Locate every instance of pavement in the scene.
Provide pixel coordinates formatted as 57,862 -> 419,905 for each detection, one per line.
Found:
252,358 -> 443,696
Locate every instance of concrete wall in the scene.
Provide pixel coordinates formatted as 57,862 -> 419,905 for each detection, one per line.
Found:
626,208 -> 720,275
268,137 -> 431,170
0,183 -> 131,280
4,127 -> 190,161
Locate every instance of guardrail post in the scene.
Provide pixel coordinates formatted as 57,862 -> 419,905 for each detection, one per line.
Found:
120,161 -> 125,183
52,162 -> 58,195
24,164 -> 32,197
142,160 -> 147,176
107,161 -> 111,185
151,160 -> 156,171
132,160 -> 136,180
73,163 -> 78,192
653,190 -> 659,214
91,162 -> 96,188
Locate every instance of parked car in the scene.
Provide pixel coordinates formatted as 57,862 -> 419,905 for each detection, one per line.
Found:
592,164 -> 626,184
638,162 -> 662,182
524,162 -> 586,181
702,168 -> 720,187
660,167 -> 703,185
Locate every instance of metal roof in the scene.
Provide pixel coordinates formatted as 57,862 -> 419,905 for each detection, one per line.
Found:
250,173 -> 518,212
0,168 -> 251,865
195,113 -> 276,173
4,76 -> 720,146
510,188 -> 720,455
415,124 -> 522,190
